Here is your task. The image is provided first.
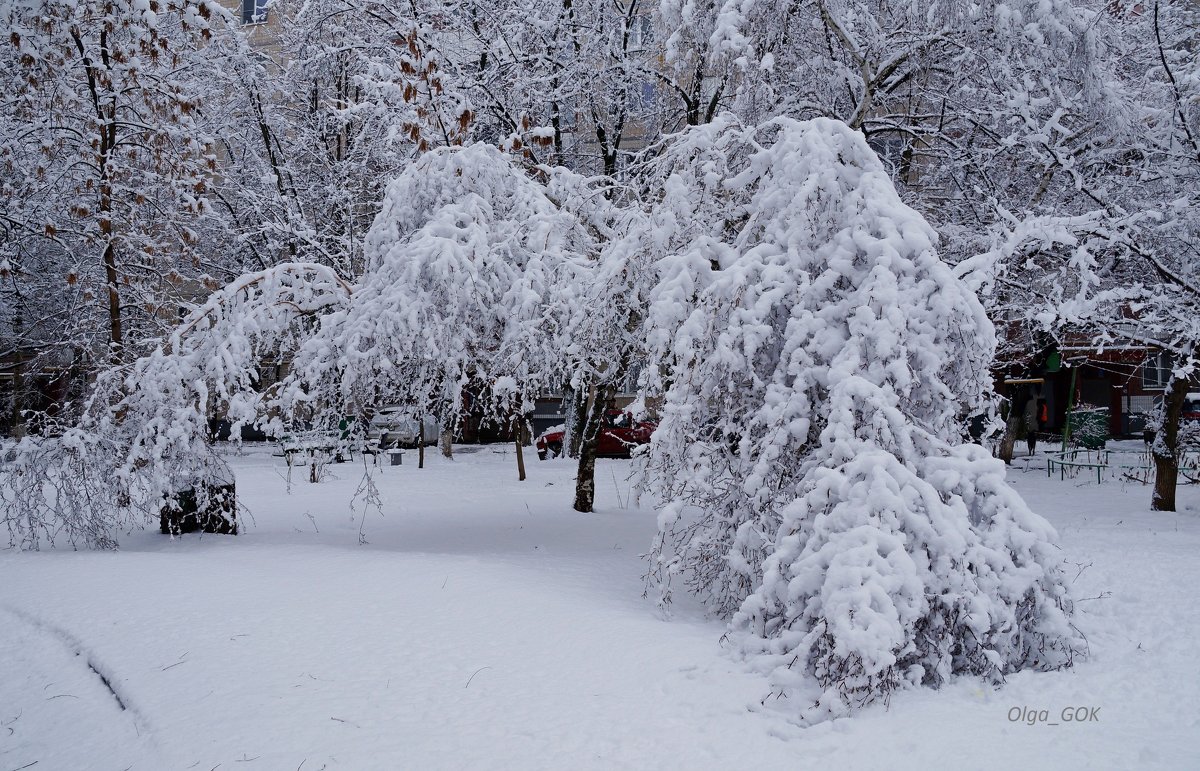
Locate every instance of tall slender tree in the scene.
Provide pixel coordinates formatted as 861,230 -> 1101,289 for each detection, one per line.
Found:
2,0 -> 224,367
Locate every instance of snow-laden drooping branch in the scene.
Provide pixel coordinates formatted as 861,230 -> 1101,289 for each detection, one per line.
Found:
112,262 -> 354,446
1,262 -> 352,549
637,115 -> 1080,719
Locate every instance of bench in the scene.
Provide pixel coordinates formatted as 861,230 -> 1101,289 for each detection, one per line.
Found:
1044,447 -> 1200,485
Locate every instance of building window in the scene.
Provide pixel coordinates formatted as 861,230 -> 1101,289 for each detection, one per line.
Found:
553,98 -> 576,133
867,133 -> 908,177
1142,351 -> 1171,389
629,14 -> 653,49
639,80 -> 657,108
242,0 -> 268,24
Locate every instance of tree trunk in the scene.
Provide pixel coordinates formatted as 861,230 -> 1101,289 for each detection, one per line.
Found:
573,384 -> 611,513
99,152 -> 122,362
567,386 -> 588,459
440,427 -> 453,458
560,386 -> 574,457
418,419 -> 425,469
515,416 -> 527,482
1152,373 -> 1190,511
8,349 -> 25,438
77,28 -> 123,362
998,408 -> 1020,465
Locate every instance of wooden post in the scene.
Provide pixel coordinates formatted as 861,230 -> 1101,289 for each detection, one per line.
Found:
1061,364 -> 1079,453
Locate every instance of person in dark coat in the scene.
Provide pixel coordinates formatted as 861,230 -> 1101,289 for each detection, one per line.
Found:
1024,396 -> 1039,456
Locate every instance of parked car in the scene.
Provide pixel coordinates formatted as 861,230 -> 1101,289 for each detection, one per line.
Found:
536,410 -> 655,460
1183,393 -> 1200,423
368,408 -> 440,448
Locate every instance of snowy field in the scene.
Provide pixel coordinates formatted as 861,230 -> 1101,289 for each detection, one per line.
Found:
2,443 -> 1198,770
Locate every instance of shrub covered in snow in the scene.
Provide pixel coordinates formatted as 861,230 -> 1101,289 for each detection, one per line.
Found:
637,115 -> 1082,719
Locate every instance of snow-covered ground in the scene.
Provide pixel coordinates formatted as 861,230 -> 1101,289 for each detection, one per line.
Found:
2,442 -> 1198,770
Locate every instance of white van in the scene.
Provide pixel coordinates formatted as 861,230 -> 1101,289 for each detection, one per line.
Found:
367,408 -> 440,447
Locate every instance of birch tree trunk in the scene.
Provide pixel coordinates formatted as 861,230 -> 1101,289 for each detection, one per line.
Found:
561,385 -> 579,458
573,384 -> 611,512
567,386 -> 588,458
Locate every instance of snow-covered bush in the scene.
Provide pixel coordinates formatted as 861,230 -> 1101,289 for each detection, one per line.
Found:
638,115 -> 1081,718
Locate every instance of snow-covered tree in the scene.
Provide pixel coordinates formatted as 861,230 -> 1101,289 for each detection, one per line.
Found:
0,141 -> 609,544
648,0 -> 1137,282
638,115 -> 1081,718
291,143 -> 599,475
651,0 -> 731,127
967,0 -> 1200,510
1,0 -> 223,373
197,0 -> 474,279
1069,0 -> 1200,513
451,0 -> 666,176
550,184 -> 659,511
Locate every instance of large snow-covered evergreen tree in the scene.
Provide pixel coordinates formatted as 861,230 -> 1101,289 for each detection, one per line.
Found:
638,115 -> 1081,719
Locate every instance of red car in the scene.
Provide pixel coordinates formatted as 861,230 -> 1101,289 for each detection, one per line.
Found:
536,410 -> 655,460
1184,393 -> 1200,423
